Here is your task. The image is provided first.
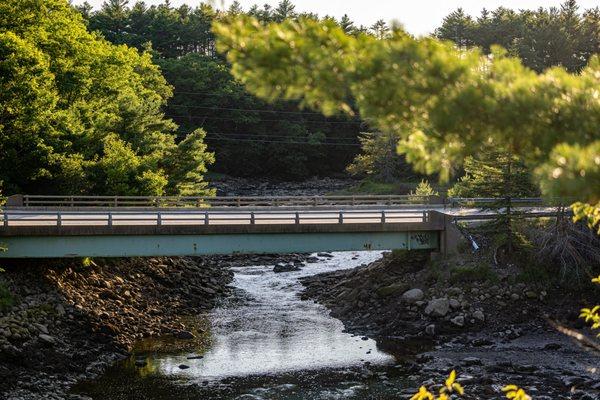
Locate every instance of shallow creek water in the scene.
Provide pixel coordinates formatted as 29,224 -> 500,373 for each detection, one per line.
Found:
75,252 -> 421,399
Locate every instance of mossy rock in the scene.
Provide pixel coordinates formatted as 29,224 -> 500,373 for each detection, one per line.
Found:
376,283 -> 408,297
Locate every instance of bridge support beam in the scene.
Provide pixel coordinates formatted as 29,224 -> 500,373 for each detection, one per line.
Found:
0,231 -> 440,258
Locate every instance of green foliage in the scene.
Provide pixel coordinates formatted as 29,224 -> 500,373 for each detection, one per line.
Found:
436,2 -> 600,73
0,0 -> 214,195
449,263 -> 498,284
347,132 -> 415,182
0,281 -> 14,312
528,216 -> 600,283
214,15 -> 599,225
580,275 -> 600,337
448,153 -> 538,198
83,2 -> 364,181
334,180 -> 412,195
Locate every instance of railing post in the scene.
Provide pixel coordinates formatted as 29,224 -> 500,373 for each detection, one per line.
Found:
250,212 -> 255,225
422,210 -> 427,222
338,211 -> 343,224
3,212 -> 8,227
114,196 -> 118,207
237,198 -> 241,207
70,196 -> 74,207
381,211 -> 386,224
108,212 -> 113,227
57,212 -> 62,227
351,196 -> 355,206
157,212 -> 162,226
24,195 -> 29,207
204,212 -> 209,225
295,212 -> 300,224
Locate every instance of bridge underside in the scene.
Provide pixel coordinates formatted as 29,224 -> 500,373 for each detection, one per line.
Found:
0,231 -> 439,258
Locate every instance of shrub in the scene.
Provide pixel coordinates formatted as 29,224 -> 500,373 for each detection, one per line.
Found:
0,281 -> 14,312
449,263 -> 498,284
530,215 -> 600,283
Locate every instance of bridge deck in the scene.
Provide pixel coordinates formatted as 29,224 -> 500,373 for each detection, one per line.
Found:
0,209 -> 446,258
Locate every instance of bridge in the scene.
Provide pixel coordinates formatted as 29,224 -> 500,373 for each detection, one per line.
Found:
0,195 -> 557,259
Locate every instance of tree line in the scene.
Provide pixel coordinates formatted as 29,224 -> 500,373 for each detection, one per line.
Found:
0,0 -> 598,195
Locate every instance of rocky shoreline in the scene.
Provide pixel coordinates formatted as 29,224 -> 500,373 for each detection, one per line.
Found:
301,250 -> 600,399
0,256 -> 244,399
209,176 -> 356,196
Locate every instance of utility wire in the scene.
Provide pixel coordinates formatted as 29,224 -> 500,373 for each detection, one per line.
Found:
165,114 -> 367,125
202,132 -> 359,141
167,103 -> 358,117
204,136 -> 361,147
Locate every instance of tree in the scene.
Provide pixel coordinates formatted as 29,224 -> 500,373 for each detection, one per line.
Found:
448,153 -> 540,255
435,8 -> 475,48
370,19 -> 390,39
273,0 -> 296,23
346,132 -> 414,182
437,1 -> 600,72
213,16 -> 600,231
339,14 -> 356,35
0,0 -> 214,195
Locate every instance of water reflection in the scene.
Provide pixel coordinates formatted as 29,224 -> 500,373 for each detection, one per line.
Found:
152,251 -> 394,380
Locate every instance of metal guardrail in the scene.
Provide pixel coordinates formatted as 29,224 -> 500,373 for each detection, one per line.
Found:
1,209 -> 429,228
7,194 -> 438,209
5,194 -> 572,210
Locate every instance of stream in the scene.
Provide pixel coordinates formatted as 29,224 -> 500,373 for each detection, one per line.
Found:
74,251 -> 423,399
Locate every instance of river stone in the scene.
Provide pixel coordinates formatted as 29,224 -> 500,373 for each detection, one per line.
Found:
472,310 -> 485,322
33,323 -> 49,335
425,324 -> 436,336
451,315 -> 465,327
38,334 -> 56,346
273,263 -> 301,273
176,330 -> 195,340
424,298 -> 450,317
449,298 -> 460,309
377,283 -> 407,297
55,304 -> 66,316
402,289 -> 424,303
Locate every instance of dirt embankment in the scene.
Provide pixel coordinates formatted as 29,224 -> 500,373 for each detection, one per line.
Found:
0,256 -> 236,400
301,251 -> 600,399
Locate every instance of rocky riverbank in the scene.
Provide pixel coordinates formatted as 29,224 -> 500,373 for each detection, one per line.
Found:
301,251 -> 600,398
209,176 -> 355,196
0,255 -> 248,399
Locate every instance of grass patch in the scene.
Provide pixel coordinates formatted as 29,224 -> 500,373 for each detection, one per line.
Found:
0,281 -> 14,312
332,180 -> 416,195
449,263 -> 498,284
512,264 -> 555,287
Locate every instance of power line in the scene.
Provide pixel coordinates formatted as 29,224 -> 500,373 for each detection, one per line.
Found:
167,103 -> 358,117
204,136 -> 361,147
203,132 -> 359,142
165,114 -> 367,125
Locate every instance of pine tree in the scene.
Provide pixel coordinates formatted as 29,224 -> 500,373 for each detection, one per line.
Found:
273,0 -> 296,22
370,20 -> 390,39
448,152 -> 539,255
340,14 -> 356,35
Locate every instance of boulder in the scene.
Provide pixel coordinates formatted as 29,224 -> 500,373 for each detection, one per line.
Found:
377,283 -> 407,297
424,298 -> 450,317
450,315 -> 465,327
449,298 -> 461,309
175,330 -> 195,340
425,324 -> 436,336
472,310 -> 485,322
273,263 -> 301,273
38,334 -> 56,346
402,289 -> 424,303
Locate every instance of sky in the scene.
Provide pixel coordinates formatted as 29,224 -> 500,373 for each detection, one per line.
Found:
73,0 -> 600,36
